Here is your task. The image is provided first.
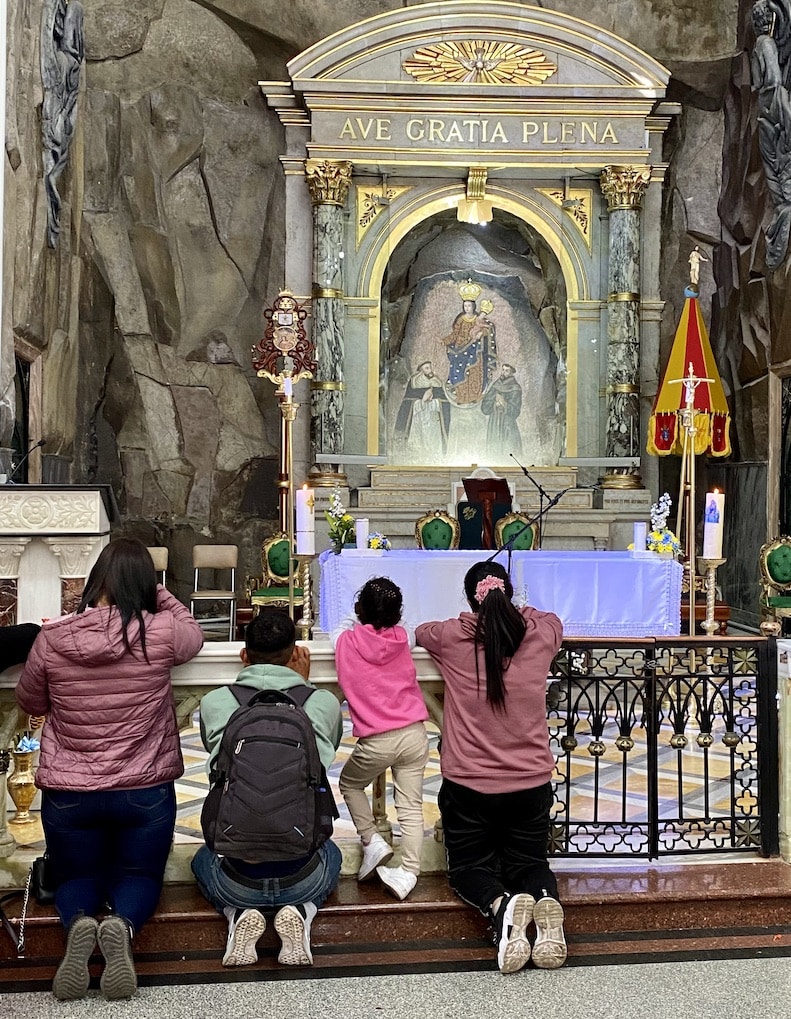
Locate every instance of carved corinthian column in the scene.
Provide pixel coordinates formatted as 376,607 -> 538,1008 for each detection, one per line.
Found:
305,159 -> 353,487
599,164 -> 651,490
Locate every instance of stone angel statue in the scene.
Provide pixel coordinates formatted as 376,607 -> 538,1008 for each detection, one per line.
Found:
40,0 -> 85,248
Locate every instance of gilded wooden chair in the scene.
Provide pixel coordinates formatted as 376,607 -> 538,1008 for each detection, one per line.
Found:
415,509 -> 460,550
759,535 -> 791,635
251,532 -> 305,617
495,512 -> 539,551
190,544 -> 238,641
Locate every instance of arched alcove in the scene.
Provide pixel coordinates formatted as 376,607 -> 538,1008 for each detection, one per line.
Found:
379,208 -> 567,466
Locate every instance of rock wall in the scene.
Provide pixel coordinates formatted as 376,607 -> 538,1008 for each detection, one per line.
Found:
5,0 -> 772,610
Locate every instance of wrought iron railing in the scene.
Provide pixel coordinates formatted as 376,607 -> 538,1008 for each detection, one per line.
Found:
548,636 -> 777,859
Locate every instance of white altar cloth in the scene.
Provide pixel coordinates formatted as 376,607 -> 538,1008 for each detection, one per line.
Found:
318,549 -> 683,637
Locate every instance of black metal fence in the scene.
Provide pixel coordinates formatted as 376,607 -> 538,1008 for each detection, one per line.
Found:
548,636 -> 778,859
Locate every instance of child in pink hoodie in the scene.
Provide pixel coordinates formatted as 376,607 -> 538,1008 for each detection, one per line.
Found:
331,577 -> 429,900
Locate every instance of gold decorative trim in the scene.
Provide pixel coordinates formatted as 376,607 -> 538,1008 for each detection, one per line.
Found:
312,286 -> 344,299
356,184 -> 412,248
536,187 -> 592,251
600,164 -> 651,210
308,469 -> 348,488
606,383 -> 639,394
310,380 -> 345,391
600,471 -> 644,490
402,40 -> 557,86
305,159 -> 353,206
608,291 -> 641,303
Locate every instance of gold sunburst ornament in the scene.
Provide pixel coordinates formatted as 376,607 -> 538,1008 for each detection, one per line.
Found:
403,41 -> 557,86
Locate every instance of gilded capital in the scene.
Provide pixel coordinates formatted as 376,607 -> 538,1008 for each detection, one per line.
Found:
305,160 -> 353,207
600,165 -> 652,211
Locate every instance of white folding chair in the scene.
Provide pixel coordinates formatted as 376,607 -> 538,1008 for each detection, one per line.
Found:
190,544 -> 238,641
147,546 -> 169,587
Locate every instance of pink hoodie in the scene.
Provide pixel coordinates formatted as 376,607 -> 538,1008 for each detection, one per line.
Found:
332,622 -> 428,738
416,606 -> 562,794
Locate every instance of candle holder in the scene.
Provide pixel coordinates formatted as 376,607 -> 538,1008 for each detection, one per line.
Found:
294,553 -> 315,641
697,557 -> 726,636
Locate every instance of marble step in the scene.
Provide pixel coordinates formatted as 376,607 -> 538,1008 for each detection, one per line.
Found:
3,860 -> 791,991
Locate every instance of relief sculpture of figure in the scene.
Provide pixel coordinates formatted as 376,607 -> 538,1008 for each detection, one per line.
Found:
40,0 -> 85,248
480,363 -> 523,460
443,280 -> 497,405
394,360 -> 451,459
751,0 -> 791,270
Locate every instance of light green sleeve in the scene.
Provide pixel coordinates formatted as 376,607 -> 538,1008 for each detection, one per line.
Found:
305,688 -> 344,770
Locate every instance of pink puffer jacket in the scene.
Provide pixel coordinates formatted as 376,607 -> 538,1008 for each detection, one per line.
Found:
16,586 -> 204,791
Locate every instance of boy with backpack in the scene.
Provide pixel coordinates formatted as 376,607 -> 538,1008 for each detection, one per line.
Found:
191,608 -> 343,968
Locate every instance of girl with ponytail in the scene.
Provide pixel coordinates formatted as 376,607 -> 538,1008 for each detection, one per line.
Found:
416,560 -> 566,975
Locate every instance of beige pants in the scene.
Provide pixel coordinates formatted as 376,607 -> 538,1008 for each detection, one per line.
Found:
339,721 -> 429,875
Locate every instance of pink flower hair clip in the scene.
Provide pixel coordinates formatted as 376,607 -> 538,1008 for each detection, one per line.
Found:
475,575 -> 506,602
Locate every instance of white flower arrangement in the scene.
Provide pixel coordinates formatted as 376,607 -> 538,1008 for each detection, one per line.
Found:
646,492 -> 682,555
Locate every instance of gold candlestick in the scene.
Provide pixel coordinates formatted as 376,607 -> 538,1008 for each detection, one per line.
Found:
697,557 -> 726,636
294,553 -> 315,641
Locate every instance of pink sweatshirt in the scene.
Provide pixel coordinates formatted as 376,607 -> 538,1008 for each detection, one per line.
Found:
332,621 -> 428,738
416,606 -> 562,794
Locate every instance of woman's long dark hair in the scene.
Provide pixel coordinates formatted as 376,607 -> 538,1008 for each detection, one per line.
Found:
463,561 -> 526,711
77,538 -> 158,658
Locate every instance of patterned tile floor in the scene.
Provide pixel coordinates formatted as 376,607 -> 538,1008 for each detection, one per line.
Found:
174,704 -> 752,854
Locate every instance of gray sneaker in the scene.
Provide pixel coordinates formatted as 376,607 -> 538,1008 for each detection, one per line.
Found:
52,915 -> 98,1001
494,893 -> 535,974
532,896 -> 567,969
222,908 -> 267,967
274,901 -> 317,965
97,915 -> 137,1000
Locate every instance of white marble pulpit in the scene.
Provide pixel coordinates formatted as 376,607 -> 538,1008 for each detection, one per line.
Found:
0,485 -> 116,624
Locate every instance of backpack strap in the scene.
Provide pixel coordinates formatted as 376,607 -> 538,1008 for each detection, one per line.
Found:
284,683 -> 315,709
230,682 -> 316,709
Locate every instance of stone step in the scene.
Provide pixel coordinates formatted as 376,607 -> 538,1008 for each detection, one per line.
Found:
3,860 -> 791,991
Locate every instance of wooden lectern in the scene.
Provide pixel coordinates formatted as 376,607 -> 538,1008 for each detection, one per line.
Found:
462,477 -> 512,550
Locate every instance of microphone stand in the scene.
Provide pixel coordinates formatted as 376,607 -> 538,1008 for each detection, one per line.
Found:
510,453 -> 551,549
487,486 -> 578,565
5,439 -> 45,484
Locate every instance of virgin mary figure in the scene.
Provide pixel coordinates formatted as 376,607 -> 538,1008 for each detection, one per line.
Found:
443,280 -> 497,404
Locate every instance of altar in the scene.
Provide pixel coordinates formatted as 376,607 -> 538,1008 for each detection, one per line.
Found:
318,549 -> 683,637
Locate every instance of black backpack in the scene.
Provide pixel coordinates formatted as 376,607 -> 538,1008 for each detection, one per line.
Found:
200,684 -> 338,863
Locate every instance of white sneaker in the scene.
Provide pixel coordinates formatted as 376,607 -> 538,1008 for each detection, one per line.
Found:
376,864 -> 418,900
222,907 -> 267,967
358,833 -> 394,881
495,893 -> 535,974
274,901 -> 317,965
532,896 -> 567,969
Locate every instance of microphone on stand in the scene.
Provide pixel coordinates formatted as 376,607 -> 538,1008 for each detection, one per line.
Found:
5,439 -> 46,484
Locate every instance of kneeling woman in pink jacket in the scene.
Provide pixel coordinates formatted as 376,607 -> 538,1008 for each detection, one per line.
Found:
17,538 -> 204,1001
416,560 -> 566,975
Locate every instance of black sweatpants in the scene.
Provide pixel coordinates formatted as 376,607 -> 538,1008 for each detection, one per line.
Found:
438,777 -> 559,916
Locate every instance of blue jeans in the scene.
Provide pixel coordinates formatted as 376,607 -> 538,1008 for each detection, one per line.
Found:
42,782 -> 176,932
191,840 -> 342,915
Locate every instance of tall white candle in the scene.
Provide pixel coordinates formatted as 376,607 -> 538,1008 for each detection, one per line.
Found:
295,531 -> 315,555
633,521 -> 647,551
295,485 -> 314,533
355,518 -> 369,549
702,490 -> 725,558
283,376 -> 293,399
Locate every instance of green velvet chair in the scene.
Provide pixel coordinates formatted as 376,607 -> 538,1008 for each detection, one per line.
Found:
495,512 -> 539,551
759,535 -> 791,635
251,532 -> 305,617
415,509 -> 460,550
